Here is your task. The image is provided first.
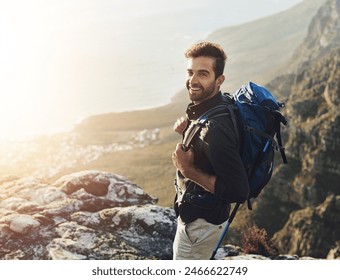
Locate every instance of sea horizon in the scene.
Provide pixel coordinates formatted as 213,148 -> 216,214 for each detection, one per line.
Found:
0,0 -> 302,141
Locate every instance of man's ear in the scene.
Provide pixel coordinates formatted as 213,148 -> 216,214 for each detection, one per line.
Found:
216,75 -> 225,87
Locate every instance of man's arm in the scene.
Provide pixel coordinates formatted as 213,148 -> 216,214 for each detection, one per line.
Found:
172,143 -> 216,193
173,116 -> 249,203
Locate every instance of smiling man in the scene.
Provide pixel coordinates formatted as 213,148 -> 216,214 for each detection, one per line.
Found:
172,41 -> 249,260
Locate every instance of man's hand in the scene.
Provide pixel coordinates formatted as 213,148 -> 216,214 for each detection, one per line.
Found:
172,143 -> 216,193
173,116 -> 188,135
172,143 -> 194,177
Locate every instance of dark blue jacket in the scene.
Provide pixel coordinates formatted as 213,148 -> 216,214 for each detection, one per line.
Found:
174,92 -> 249,224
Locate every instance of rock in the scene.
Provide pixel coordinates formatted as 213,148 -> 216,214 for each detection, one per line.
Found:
0,170 -> 176,260
272,195 -> 340,258
7,214 -> 40,234
54,170 -> 157,205
215,244 -> 314,260
224,254 -> 270,260
327,242 -> 340,259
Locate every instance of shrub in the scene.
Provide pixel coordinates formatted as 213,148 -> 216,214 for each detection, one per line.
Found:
241,225 -> 278,257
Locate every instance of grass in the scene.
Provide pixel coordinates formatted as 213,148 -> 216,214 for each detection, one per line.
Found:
48,125 -> 181,207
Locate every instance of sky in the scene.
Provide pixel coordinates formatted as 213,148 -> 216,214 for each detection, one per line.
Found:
0,0 -> 302,141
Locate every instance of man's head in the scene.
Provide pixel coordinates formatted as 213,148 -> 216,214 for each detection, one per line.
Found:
185,41 -> 227,78
185,42 -> 227,104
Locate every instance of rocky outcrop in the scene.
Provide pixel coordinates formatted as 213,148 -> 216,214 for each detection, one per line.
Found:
272,195 -> 340,258
251,0 -> 340,258
289,0 -> 340,71
287,48 -> 340,206
0,170 -> 176,260
2,170 -> 319,260
215,244 -> 317,260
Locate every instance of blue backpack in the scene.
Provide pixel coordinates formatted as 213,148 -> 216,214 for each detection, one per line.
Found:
233,82 -> 288,209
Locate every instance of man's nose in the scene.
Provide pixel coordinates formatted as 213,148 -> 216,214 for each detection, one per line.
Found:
188,73 -> 198,84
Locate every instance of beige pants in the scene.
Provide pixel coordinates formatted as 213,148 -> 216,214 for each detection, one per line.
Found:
173,218 -> 227,260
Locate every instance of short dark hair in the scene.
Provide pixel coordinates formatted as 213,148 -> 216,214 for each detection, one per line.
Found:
185,41 -> 227,78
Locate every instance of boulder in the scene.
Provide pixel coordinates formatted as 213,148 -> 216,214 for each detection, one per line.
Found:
0,170 -> 176,260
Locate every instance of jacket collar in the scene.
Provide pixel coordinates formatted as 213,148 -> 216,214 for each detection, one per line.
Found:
186,92 -> 223,120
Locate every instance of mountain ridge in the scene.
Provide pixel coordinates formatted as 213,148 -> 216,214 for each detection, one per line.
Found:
207,0 -> 328,91
75,0 -> 326,134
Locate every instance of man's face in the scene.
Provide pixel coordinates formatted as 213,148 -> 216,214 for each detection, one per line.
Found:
186,56 -> 224,104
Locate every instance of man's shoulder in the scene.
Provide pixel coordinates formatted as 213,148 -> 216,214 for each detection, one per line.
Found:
220,92 -> 234,104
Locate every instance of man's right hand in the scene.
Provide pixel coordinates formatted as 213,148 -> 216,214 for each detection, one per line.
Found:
173,116 -> 188,135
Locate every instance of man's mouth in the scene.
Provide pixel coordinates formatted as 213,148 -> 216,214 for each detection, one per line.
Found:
189,86 -> 203,92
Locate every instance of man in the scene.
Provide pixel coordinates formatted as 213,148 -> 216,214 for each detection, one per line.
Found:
171,41 -> 249,260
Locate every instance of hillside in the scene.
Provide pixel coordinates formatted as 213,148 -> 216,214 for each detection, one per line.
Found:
207,0 -> 328,92
68,0 -> 326,207
250,0 -> 340,258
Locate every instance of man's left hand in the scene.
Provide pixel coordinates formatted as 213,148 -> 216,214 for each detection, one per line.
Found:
172,143 -> 195,177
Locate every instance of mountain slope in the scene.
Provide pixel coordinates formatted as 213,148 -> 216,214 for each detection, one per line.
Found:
251,0 -> 340,258
206,0 -> 328,92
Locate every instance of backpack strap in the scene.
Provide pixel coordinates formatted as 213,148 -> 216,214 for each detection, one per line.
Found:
182,121 -> 202,151
226,105 -> 240,151
244,125 -> 275,141
199,101 -> 240,151
275,124 -> 288,164
182,102 -> 235,151
198,104 -> 230,123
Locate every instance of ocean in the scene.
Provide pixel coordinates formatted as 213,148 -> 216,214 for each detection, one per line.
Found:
0,0 -> 301,140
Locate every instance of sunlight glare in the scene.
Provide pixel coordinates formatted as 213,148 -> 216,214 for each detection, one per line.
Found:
0,0 -> 303,141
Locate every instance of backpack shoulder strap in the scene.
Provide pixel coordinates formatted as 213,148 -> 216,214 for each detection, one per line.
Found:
182,121 -> 202,151
275,124 -> 288,164
182,94 -> 239,151
226,105 -> 240,151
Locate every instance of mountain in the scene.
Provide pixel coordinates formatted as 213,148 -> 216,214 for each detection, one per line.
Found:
206,0 -> 328,92
69,0 -> 326,207
250,0 -> 340,258
288,0 -> 340,71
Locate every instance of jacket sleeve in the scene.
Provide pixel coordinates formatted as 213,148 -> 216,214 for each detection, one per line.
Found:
204,116 -> 249,203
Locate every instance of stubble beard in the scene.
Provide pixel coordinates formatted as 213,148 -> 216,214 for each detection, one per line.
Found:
186,81 -> 216,104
